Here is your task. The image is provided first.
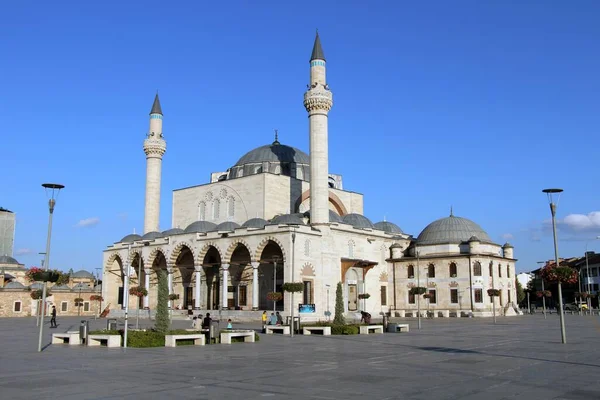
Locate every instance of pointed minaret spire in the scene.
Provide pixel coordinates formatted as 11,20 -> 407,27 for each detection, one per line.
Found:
150,93 -> 163,115
450,205 -> 454,217
310,30 -> 326,62
273,129 -> 280,145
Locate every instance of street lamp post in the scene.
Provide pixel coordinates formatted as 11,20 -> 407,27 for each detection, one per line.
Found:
416,247 -> 421,330
290,225 -> 298,337
537,261 -> 547,319
542,188 -> 566,344
36,252 -> 46,327
38,183 -> 64,352
526,290 -> 531,314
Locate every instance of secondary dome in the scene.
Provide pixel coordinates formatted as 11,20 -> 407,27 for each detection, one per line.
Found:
119,234 -> 141,243
162,228 -> 184,236
235,143 -> 310,166
302,210 -> 343,223
72,270 -> 95,279
342,214 -> 374,229
374,221 -> 403,234
215,221 -> 241,232
0,255 -> 20,265
142,231 -> 162,240
271,214 -> 305,225
242,218 -> 268,229
417,215 -> 492,245
184,221 -> 217,234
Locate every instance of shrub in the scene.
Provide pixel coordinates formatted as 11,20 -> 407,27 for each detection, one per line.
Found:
89,329 -> 120,335
127,330 -> 165,348
155,269 -> 170,334
334,282 -> 345,325
331,324 -> 359,335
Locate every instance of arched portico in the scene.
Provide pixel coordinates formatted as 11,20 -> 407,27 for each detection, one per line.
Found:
258,240 -> 285,311
227,242 -> 252,309
149,249 -> 168,309
173,245 -> 194,310
202,246 -> 222,310
104,253 -> 124,310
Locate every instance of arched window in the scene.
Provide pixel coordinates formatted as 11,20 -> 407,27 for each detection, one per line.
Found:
473,261 -> 482,276
274,165 -> 281,174
489,262 -> 493,276
507,264 -> 511,278
227,196 -> 235,219
198,201 -> 206,220
449,263 -> 458,277
428,264 -> 435,278
407,265 -> 415,278
212,199 -> 220,220
498,264 -> 502,278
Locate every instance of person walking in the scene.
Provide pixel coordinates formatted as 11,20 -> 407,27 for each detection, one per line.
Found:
50,305 -> 57,328
261,311 -> 267,333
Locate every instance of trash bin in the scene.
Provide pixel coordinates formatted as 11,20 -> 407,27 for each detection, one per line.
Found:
382,314 -> 389,331
285,316 -> 301,333
80,320 -> 89,344
107,318 -> 117,331
209,320 -> 220,344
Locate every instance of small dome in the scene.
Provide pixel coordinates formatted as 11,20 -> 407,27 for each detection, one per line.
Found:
72,283 -> 91,290
215,221 -> 241,232
374,221 -> 403,234
0,255 -> 20,265
417,215 -> 492,245
162,228 -> 184,236
242,218 -> 268,229
72,270 -> 94,279
342,213 -> 374,229
271,214 -> 305,225
303,210 -> 343,223
503,242 -> 514,248
120,234 -> 142,243
52,284 -> 71,291
142,231 -> 162,240
29,282 -> 43,290
185,221 -> 217,234
235,143 -> 310,166
389,243 -> 403,249
4,281 -> 25,289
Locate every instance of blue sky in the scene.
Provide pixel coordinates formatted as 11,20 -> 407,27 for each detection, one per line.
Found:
2,1 -> 599,274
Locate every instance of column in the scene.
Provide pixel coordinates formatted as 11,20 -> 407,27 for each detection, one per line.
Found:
251,261 -> 260,310
194,265 -> 202,310
221,264 -> 229,310
167,267 -> 173,308
143,269 -> 151,309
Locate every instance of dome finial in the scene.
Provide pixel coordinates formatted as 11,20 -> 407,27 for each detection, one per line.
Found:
273,129 -> 280,145
450,205 -> 453,217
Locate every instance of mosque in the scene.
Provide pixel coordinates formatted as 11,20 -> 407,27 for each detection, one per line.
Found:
102,33 -> 519,320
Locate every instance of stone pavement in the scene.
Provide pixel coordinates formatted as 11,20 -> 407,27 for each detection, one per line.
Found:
1,314 -> 600,400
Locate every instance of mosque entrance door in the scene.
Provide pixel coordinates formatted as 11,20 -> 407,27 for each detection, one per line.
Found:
348,284 -> 358,311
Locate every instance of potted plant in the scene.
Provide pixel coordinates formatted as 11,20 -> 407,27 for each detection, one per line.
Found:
281,282 -> 304,293
409,287 -> 427,296
26,267 -> 62,283
487,289 -> 500,324
358,293 -> 371,300
168,293 -> 180,301
90,294 -> 103,319
75,297 -> 84,316
129,286 -> 148,298
30,289 -> 47,300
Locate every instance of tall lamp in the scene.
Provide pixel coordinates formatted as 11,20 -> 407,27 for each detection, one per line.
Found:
38,183 -> 64,352
536,261 -> 547,319
542,188 -> 566,344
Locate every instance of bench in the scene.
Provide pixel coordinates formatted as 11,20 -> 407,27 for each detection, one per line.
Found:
359,325 -> 384,334
302,326 -> 331,336
387,323 -> 410,333
52,331 -> 80,345
165,334 -> 205,347
220,330 -> 255,344
266,325 -> 290,335
87,334 -> 121,347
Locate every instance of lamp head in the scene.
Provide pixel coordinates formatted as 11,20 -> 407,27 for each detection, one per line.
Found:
42,183 -> 64,213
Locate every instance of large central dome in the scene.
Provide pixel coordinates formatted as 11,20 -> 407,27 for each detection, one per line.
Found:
234,142 -> 310,166
417,215 -> 492,245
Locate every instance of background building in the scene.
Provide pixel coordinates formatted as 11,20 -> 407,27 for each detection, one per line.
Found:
0,208 -> 15,257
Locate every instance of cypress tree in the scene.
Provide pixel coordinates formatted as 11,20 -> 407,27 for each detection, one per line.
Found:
155,269 -> 170,334
333,282 -> 345,325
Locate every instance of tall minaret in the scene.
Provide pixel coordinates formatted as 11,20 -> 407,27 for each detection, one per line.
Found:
304,31 -> 333,225
143,94 -> 167,233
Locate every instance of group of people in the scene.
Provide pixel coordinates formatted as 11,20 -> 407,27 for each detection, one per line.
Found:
191,313 -> 233,330
261,311 -> 283,332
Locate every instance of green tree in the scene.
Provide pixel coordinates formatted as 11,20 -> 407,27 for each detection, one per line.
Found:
516,278 -> 525,304
155,269 -> 170,334
333,282 -> 345,325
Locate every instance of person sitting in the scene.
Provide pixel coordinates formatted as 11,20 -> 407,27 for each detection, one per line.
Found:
276,312 -> 283,325
269,312 -> 277,325
226,319 -> 233,330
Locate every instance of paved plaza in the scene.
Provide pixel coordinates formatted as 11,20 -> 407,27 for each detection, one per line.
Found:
1,314 -> 599,399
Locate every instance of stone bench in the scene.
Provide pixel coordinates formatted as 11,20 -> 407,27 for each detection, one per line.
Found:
52,331 -> 80,345
220,330 -> 255,344
266,325 -> 290,335
359,325 -> 384,335
302,326 -> 331,336
165,334 -> 205,347
387,323 -> 410,333
87,334 -> 121,347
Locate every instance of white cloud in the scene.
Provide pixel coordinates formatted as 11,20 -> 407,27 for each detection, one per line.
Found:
501,233 -> 514,240
75,217 -> 100,228
559,211 -> 600,232
15,248 -> 35,256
